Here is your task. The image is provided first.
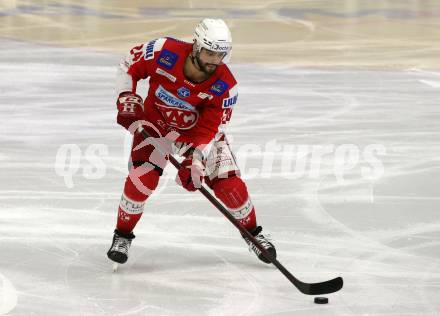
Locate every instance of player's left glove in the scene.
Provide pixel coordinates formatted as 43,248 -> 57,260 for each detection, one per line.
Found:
176,154 -> 205,191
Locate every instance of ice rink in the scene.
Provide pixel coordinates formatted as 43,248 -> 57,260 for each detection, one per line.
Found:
1,1 -> 440,315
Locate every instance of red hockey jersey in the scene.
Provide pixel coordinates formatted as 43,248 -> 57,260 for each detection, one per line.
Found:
118,37 -> 238,148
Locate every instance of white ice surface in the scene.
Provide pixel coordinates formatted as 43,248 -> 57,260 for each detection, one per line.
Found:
1,39 -> 440,315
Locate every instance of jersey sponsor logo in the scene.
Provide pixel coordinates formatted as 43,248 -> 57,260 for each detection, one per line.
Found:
155,85 -> 194,110
155,86 -> 198,129
222,94 -> 238,108
197,92 -> 214,100
209,80 -> 229,96
155,68 -> 176,82
177,87 -> 190,98
144,39 -> 157,60
184,79 -> 196,87
156,104 -> 199,130
157,49 -> 178,70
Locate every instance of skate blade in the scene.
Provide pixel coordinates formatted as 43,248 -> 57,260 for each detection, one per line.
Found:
112,262 -> 119,272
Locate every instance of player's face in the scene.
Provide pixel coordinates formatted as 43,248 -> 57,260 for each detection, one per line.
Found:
196,48 -> 226,74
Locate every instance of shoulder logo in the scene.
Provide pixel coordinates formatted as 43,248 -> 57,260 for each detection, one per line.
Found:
177,87 -> 190,98
157,49 -> 178,70
209,80 -> 229,96
222,94 -> 238,108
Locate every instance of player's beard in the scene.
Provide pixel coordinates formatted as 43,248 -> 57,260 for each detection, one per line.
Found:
194,54 -> 217,75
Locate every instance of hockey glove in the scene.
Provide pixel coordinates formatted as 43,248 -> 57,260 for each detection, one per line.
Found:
116,91 -> 143,133
176,155 -> 205,191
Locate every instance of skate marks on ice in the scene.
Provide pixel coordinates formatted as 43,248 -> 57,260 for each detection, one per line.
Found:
233,65 -> 440,314
70,233 -> 270,315
0,40 -> 439,314
408,68 -> 440,89
0,201 -> 282,315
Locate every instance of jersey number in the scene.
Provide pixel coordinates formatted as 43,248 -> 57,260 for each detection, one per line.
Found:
130,45 -> 144,63
222,108 -> 233,124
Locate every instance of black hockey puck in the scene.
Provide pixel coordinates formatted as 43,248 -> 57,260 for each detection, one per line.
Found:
314,297 -> 329,304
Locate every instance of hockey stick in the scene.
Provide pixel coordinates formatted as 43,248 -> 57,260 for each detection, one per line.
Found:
139,128 -> 343,295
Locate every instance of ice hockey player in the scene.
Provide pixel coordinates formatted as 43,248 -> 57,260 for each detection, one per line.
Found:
107,18 -> 276,266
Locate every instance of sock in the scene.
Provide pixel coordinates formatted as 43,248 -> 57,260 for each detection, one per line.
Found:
116,166 -> 160,234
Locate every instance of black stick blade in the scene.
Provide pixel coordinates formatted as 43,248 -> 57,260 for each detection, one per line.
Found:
298,276 -> 343,295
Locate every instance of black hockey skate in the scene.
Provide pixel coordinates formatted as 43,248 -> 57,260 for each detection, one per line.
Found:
243,226 -> 276,264
107,229 -> 135,264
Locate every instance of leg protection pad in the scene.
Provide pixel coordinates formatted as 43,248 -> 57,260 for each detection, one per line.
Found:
210,176 -> 257,229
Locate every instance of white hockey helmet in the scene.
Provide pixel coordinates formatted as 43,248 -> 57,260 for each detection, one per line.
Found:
193,18 -> 232,63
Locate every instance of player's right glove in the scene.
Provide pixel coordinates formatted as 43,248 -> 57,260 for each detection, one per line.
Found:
116,91 -> 143,132
176,154 -> 205,192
